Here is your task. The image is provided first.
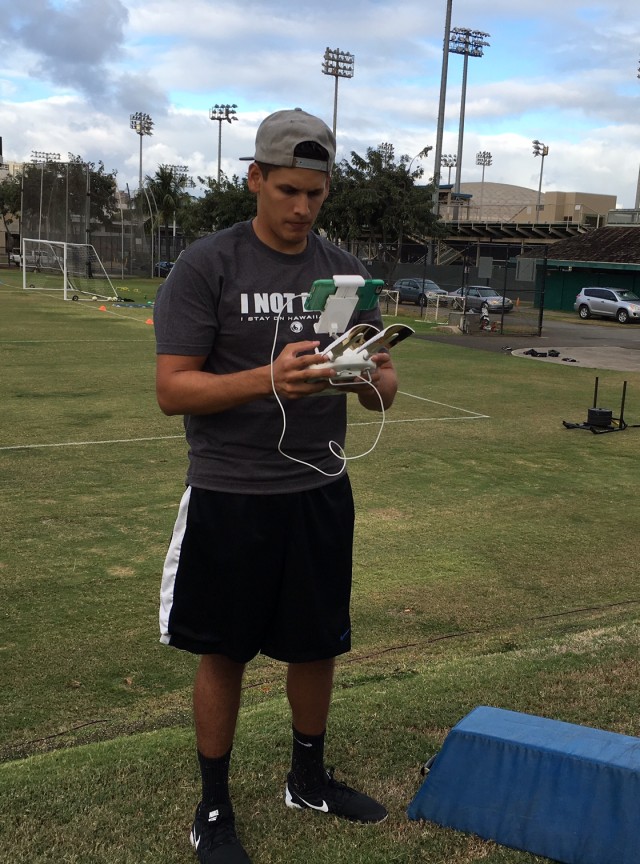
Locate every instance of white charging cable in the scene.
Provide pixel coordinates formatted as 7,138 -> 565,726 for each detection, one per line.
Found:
270,296 -> 386,477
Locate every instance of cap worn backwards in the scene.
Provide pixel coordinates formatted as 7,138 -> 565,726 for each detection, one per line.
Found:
240,108 -> 336,173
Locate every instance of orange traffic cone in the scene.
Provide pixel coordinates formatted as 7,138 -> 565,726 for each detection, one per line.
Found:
145,318 -> 153,325
99,305 -> 107,311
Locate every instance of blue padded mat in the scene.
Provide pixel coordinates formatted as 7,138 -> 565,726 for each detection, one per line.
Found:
407,705 -> 640,864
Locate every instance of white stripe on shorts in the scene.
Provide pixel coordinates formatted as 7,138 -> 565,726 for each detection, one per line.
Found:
159,486 -> 192,645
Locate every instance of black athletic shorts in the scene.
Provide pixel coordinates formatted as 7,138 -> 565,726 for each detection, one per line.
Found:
159,475 -> 354,663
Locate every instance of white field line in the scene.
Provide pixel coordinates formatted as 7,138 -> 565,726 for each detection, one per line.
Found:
0,435 -> 183,451
349,389 -> 490,426
1,393 -> 488,451
0,281 -> 152,326
91,307 -> 154,324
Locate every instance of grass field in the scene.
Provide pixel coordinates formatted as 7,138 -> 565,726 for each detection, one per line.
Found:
1,269 -> 639,863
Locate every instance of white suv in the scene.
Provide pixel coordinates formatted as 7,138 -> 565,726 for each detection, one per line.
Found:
574,287 -> 640,324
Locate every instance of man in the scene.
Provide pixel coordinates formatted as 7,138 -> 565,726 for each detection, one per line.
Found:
154,108 -> 398,864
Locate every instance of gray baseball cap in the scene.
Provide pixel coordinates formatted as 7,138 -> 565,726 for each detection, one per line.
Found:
240,108 -> 336,172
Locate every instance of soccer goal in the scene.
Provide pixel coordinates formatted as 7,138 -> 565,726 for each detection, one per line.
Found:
21,240 -> 119,302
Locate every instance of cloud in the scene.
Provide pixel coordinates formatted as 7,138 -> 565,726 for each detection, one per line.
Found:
1,0 -> 639,205
3,0 -> 129,101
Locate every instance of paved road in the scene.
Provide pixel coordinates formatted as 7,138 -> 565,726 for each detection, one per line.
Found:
416,314 -> 640,372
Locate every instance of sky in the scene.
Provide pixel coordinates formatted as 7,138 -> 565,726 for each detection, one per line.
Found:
1,0 -> 639,207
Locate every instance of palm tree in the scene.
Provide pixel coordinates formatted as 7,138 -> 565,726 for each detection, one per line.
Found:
144,166 -> 191,260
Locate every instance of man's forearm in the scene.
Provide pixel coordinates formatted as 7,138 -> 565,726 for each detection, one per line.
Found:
357,365 -> 398,412
157,365 -> 273,416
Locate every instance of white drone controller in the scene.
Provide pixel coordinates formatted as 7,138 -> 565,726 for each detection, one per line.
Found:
306,322 -> 414,387
309,350 -> 377,381
306,323 -> 379,383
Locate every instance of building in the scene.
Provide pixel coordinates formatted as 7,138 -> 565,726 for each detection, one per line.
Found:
523,225 -> 640,311
437,182 -> 616,228
422,182 -> 618,267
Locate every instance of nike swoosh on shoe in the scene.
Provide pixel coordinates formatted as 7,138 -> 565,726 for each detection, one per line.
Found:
295,794 -> 329,812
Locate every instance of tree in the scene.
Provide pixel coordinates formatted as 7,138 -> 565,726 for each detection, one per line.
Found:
195,173 -> 255,233
70,154 -> 119,240
317,144 -> 444,284
19,154 -> 118,244
144,165 -> 194,260
0,174 -> 21,260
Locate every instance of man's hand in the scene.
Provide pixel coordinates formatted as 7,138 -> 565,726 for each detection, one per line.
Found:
271,340 -> 335,399
156,341 -> 396,417
343,351 -> 398,411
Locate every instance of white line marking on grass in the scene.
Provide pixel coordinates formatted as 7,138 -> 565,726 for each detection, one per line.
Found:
93,308 -> 153,324
398,390 -> 489,417
348,390 -> 489,427
1,394 -> 487,450
349,415 -> 488,427
0,435 -> 184,451
347,390 -> 491,426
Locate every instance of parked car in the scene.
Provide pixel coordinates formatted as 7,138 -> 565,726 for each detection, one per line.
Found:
22,250 -> 59,269
9,252 -> 21,266
574,287 -> 640,324
448,286 -> 514,313
154,261 -> 174,277
392,277 -> 448,306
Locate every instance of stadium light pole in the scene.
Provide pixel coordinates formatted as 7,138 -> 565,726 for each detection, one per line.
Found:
130,112 -> 154,191
532,139 -> 549,224
432,0 -> 454,225
441,154 -> 457,184
209,104 -> 238,184
636,59 -> 640,210
322,47 -> 355,138
31,151 -> 61,243
449,28 -> 490,205
476,150 -> 492,220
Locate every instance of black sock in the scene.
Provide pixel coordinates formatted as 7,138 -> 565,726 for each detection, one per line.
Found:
290,726 -> 327,790
197,748 -> 231,809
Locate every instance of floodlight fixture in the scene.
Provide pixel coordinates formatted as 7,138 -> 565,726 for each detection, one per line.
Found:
441,153 -> 457,184
161,164 -> 196,191
449,27 -> 490,58
161,163 -> 188,180
532,139 -> 549,223
209,104 -> 238,184
322,46 -> 355,137
30,151 -> 61,163
476,151 -> 492,220
448,27 -> 490,204
130,112 -> 154,190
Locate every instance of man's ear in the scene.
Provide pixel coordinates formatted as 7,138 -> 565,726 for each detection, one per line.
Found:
247,162 -> 262,193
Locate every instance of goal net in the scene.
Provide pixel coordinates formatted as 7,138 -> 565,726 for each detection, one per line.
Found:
21,240 -> 119,302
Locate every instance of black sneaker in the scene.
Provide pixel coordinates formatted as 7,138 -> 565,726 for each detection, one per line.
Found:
285,767 -> 388,824
190,802 -> 252,864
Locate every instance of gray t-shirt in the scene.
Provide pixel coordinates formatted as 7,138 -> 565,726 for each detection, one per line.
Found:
154,221 -> 383,494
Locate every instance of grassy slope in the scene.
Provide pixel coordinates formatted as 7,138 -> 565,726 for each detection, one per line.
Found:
1,277 -> 639,862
